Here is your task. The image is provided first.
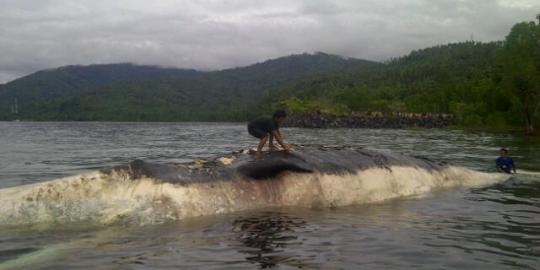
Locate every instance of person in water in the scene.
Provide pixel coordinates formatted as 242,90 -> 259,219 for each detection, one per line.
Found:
496,148 -> 516,174
248,110 -> 291,158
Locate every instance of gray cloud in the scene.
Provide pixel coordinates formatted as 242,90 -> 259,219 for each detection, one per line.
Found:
0,0 -> 538,83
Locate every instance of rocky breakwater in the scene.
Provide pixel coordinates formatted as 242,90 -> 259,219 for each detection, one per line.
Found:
283,111 -> 456,129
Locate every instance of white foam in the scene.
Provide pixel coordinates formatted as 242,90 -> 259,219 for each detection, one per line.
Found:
516,169 -> 540,177
0,166 -> 510,227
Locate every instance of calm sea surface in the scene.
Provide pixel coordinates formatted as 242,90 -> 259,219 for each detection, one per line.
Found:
0,122 -> 539,269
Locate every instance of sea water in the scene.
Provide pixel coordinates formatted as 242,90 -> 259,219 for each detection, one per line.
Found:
0,122 -> 538,269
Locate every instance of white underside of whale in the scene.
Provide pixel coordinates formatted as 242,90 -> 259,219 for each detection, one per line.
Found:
0,166 -> 510,227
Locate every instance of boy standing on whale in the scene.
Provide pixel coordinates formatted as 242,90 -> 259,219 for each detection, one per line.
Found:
248,110 -> 291,158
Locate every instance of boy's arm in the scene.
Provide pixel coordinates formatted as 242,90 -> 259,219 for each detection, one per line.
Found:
269,134 -> 276,149
271,130 -> 290,150
277,130 -> 286,147
512,159 -> 516,173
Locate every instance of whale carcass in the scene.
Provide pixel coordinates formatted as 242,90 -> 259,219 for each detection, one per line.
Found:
0,147 -> 508,226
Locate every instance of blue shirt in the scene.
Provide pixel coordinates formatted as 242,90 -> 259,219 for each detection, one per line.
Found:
496,157 -> 514,174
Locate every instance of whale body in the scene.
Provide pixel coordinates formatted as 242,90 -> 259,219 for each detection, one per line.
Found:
121,148 -> 447,183
0,147 -> 509,226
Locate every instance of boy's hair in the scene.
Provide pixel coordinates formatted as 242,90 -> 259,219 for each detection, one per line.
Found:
500,148 -> 508,153
273,109 -> 287,119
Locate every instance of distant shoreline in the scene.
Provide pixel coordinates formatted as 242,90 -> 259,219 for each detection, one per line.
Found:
0,118 -> 532,135
282,111 -> 456,129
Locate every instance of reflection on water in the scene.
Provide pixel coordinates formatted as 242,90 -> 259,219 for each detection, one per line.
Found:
472,178 -> 540,207
0,247 -> 39,263
232,213 -> 307,269
451,178 -> 540,269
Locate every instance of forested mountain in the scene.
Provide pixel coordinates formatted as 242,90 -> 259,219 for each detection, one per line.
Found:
264,17 -> 540,134
266,37 -> 536,132
267,42 -> 500,114
1,16 -> 539,134
1,64 -> 200,101
0,53 -> 380,121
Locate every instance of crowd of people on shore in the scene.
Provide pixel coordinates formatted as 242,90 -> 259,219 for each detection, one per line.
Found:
281,110 -> 456,129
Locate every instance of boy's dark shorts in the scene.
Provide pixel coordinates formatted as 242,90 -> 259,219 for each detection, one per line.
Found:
248,125 -> 268,139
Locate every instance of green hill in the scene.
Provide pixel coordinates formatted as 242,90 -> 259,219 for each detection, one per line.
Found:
265,41 -> 523,129
0,53 -> 380,121
2,15 -> 538,134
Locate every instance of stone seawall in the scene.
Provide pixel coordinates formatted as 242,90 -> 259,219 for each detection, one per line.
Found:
282,111 -> 456,129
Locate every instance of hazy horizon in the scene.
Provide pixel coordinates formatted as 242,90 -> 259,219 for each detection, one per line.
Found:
1,0 -> 539,83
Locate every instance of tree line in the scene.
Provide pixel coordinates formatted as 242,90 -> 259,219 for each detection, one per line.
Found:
1,16 -> 538,134
265,15 -> 540,134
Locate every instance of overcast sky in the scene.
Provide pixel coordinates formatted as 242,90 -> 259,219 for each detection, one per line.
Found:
0,0 -> 539,83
